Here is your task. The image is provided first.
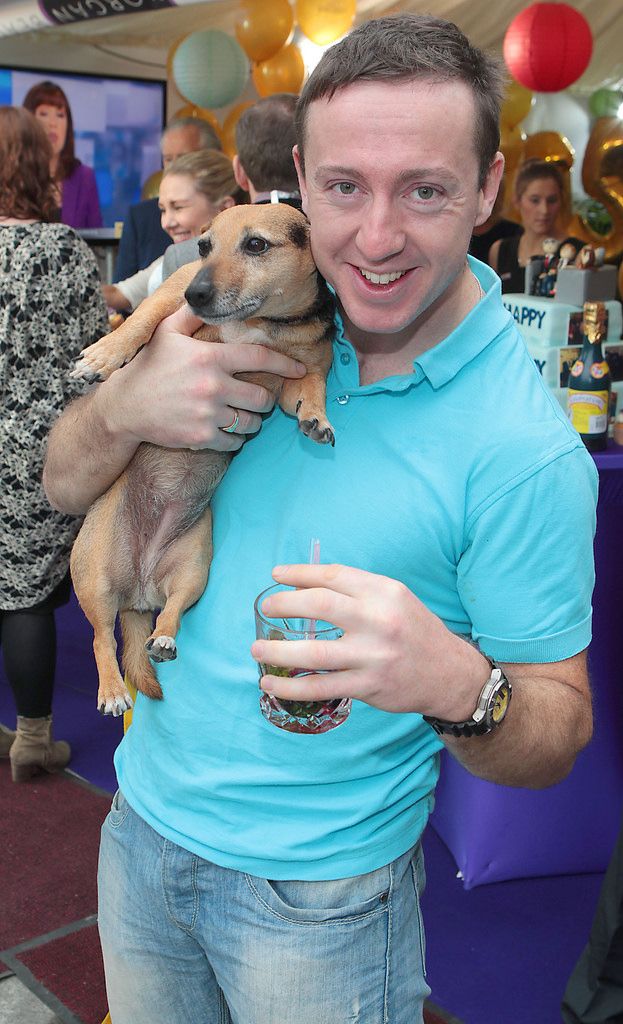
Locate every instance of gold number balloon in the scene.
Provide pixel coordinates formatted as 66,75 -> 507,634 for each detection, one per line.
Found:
235,0 -> 294,63
565,116 -> 623,266
252,43 -> 306,98
295,0 -> 356,46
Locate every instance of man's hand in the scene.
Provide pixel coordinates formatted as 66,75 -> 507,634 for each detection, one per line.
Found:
251,563 -> 488,719
251,563 -> 593,788
101,305 -> 308,452
43,305 -> 308,514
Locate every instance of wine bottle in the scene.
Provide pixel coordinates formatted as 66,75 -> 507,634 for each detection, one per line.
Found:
567,301 -> 611,452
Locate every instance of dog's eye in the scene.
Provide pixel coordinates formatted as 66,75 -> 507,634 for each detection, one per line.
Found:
245,237 -> 270,255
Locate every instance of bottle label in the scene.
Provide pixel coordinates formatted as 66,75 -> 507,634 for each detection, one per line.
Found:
570,360 -> 584,377
568,390 -> 609,435
590,361 -> 609,380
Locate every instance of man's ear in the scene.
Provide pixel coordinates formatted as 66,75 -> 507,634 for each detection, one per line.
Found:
474,152 -> 505,228
292,145 -> 308,216
233,155 -> 251,193
219,195 -> 236,212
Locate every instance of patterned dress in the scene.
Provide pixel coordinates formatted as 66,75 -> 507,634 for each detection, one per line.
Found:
0,222 -> 108,610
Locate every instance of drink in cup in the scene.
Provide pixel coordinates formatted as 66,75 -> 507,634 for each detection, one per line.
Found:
253,582 -> 351,734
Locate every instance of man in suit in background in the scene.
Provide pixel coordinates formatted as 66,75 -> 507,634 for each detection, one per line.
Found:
113,117 -> 222,282
161,94 -> 300,279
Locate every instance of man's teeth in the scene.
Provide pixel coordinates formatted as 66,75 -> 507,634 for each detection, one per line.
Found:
359,268 -> 406,285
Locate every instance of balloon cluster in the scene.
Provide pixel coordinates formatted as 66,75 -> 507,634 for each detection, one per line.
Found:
168,0 -> 356,157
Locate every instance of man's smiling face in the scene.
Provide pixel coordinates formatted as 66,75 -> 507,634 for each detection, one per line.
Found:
294,78 -> 496,346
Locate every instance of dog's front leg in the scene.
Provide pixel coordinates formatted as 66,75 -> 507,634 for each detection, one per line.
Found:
279,371 -> 335,446
71,260 -> 203,383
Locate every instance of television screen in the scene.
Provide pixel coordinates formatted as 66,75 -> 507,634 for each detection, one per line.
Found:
0,66 -> 166,228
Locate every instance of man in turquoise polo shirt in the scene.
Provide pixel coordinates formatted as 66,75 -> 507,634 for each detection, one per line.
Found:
43,13 -> 597,1024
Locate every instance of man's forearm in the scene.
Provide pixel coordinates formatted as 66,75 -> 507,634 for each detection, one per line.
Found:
444,658 -> 593,789
43,387 -> 138,515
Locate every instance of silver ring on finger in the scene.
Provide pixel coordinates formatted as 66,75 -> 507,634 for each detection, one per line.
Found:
222,407 -> 240,434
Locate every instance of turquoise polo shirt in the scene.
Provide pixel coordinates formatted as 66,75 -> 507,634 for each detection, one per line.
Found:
115,258 -> 598,879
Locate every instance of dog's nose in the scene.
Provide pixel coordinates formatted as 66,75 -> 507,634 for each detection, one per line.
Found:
185,273 -> 215,313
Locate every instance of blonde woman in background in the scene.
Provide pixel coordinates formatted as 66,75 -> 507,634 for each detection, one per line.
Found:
103,150 -> 246,313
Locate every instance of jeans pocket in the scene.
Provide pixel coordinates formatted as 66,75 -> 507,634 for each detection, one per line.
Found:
245,862 -> 391,926
107,788 -> 131,830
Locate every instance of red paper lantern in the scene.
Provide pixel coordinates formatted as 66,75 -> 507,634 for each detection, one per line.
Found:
503,3 -> 593,93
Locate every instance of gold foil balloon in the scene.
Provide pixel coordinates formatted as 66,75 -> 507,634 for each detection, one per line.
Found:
295,0 -> 356,46
252,43 -> 305,98
167,36 -> 185,80
565,116 -> 623,269
501,80 -> 533,130
141,169 -> 163,201
221,101 -> 254,158
235,0 -> 294,62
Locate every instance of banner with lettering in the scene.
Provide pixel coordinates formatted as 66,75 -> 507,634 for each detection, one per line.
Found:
39,0 -> 174,24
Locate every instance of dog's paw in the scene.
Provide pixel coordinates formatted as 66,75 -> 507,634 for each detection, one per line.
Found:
97,691 -> 134,717
299,417 -> 335,447
70,338 -> 129,383
146,635 -> 178,663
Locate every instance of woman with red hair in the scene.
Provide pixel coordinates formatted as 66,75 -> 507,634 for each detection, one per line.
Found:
23,80 -> 102,229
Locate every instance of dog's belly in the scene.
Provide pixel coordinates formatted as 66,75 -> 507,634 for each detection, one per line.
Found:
118,444 -> 230,609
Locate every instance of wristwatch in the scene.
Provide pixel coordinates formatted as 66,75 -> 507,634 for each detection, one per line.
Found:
423,662 -> 512,738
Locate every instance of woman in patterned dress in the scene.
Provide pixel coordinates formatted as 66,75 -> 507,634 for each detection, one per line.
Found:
0,106 -> 108,781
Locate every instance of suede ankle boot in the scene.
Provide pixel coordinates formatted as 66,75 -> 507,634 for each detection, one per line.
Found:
10,716 -> 71,783
0,722 -> 16,757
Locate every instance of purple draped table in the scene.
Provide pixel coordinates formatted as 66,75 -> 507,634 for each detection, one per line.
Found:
429,440 -> 623,888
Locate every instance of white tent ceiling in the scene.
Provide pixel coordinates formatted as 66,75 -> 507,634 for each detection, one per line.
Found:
0,0 -> 622,97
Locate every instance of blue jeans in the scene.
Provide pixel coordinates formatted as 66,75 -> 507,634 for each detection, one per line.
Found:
98,791 -> 430,1024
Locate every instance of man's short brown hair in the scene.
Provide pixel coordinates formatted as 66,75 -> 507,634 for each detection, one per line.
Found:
235,94 -> 299,193
295,13 -> 505,189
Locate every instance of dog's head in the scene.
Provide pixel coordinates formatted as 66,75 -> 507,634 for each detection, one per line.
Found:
184,204 -> 320,324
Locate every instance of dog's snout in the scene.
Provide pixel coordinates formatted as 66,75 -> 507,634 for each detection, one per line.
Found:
185,270 -> 215,314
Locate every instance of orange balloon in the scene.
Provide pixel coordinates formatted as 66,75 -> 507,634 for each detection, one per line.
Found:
501,80 -> 533,131
235,0 -> 293,62
252,43 -> 305,98
221,100 -> 255,158
296,0 -> 356,46
171,104 -> 223,142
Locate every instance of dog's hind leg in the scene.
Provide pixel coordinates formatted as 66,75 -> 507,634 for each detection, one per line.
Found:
79,595 -> 134,717
146,508 -> 214,665
120,609 -> 163,701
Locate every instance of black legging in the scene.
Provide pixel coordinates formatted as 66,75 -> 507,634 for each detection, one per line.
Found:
0,607 -> 56,718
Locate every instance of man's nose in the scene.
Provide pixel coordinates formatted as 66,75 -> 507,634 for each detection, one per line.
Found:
355,199 -> 406,261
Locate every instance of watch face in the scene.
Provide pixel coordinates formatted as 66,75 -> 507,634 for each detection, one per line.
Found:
491,684 -> 510,724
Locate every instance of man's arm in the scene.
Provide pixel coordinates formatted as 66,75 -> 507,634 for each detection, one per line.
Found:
250,564 -> 592,789
43,305 -> 307,514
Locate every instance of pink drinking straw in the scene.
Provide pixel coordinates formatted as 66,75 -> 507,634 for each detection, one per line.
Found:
304,537 -> 320,637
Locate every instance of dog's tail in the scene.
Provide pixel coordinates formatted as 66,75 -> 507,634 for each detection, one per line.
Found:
120,609 -> 164,700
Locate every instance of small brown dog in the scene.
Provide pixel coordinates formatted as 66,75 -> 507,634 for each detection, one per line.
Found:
70,203 -> 335,716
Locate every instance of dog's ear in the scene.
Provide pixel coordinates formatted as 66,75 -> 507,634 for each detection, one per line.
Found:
287,220 -> 309,250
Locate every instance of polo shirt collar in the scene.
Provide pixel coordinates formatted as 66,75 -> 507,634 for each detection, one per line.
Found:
413,258 -> 513,389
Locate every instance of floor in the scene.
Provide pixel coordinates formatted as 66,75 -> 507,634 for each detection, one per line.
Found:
0,974 -> 64,1024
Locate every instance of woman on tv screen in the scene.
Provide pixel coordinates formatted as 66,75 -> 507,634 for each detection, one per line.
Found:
23,79 -> 103,229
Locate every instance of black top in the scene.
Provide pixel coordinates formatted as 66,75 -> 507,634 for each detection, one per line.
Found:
469,218 -> 522,264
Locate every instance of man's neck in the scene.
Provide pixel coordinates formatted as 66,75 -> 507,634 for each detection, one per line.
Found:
342,263 -> 484,385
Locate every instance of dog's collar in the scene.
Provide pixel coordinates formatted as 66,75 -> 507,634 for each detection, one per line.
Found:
260,288 -> 333,326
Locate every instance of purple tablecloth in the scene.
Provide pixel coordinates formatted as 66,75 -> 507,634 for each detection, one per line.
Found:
430,441 -> 623,887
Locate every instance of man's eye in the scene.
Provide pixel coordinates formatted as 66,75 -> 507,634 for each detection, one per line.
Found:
245,237 -> 270,254
414,186 -> 436,200
334,182 -> 357,195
